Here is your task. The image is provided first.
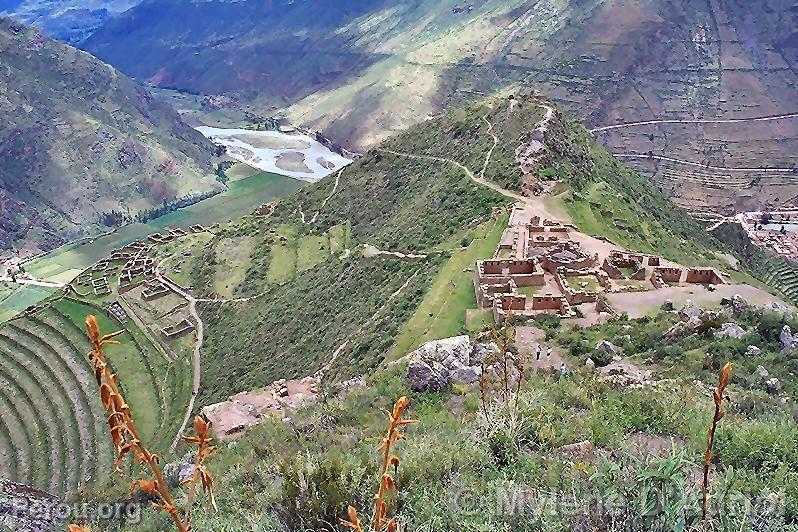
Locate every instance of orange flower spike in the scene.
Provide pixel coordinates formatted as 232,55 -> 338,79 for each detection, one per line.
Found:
67,525 -> 90,532
193,416 -> 209,439
340,505 -> 363,531
130,479 -> 159,495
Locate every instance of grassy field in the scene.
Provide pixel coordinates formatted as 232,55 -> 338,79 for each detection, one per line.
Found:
297,235 -> 329,272
386,214 -> 507,360
24,171 -> 304,284
0,285 -> 58,322
213,236 -> 256,297
53,298 -> 177,447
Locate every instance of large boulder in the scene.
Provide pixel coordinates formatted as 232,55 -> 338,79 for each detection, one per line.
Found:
679,300 -> 703,320
401,336 -> 496,388
413,335 -> 471,368
780,325 -> 796,352
596,340 -> 621,354
730,294 -> 749,315
407,359 -> 450,392
451,365 -> 481,384
163,461 -> 196,488
715,322 -> 746,339
745,345 -> 762,357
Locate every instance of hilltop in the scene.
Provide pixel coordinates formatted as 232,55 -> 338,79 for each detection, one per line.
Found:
2,94 -> 796,531
0,18 -> 219,256
81,0 -> 798,217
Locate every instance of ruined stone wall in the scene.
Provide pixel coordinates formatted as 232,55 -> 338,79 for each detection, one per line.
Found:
513,273 -> 545,286
650,270 -> 665,289
655,267 -> 683,283
532,295 -> 565,311
686,268 -> 724,285
602,258 -> 623,279
499,294 -> 526,311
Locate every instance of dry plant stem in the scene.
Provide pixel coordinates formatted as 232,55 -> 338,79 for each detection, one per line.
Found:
84,315 -> 188,532
341,397 -> 415,532
702,362 -> 732,528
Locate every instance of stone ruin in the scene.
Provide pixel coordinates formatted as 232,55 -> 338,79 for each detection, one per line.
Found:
202,376 -> 320,438
474,209 -> 729,324
160,318 -> 195,339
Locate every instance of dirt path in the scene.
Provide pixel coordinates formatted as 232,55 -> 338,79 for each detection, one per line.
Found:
362,244 -> 428,260
154,259 -> 202,450
613,153 -> 796,173
590,112 -> 798,133
515,326 -> 569,371
316,270 -> 422,380
0,275 -> 64,288
380,148 -> 528,203
298,167 -> 344,225
480,113 -> 499,180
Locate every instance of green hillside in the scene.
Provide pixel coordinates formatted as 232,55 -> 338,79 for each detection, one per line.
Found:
0,17 -> 218,255
186,94 -> 719,407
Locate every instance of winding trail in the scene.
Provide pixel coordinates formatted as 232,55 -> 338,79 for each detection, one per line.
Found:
298,167 -> 345,225
613,153 -> 796,173
380,103 -> 559,221
480,114 -> 499,180
154,259 -> 203,450
316,270 -> 422,380
589,112 -> 798,133
380,148 -> 527,203
362,245 -> 428,260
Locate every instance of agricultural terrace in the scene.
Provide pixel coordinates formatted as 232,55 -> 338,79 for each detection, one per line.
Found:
0,230 -> 213,497
22,170 -> 304,285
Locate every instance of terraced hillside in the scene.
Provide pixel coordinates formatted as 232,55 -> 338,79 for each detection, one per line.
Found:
712,221 -> 798,306
0,304 -> 113,496
184,95 -> 723,407
0,297 -> 188,497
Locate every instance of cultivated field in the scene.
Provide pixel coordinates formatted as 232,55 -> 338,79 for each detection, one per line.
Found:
22,171 -> 304,286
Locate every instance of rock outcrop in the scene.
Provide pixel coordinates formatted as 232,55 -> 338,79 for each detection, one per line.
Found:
715,322 -> 746,339
399,336 -> 499,393
598,359 -> 655,389
780,325 -> 797,352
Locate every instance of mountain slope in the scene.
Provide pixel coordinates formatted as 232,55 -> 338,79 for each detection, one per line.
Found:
82,0 -> 798,188
0,0 -> 141,43
187,94 -> 720,407
0,18 -> 219,255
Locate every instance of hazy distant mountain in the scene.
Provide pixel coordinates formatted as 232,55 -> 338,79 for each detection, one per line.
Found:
83,0 -> 798,147
0,18 -> 218,254
1,0 -> 140,43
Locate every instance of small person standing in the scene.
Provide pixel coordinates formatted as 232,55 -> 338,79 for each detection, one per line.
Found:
547,346 -> 553,358
559,363 -> 568,380
535,344 -> 541,361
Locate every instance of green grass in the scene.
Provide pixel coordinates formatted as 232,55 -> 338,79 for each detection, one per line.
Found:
297,235 -> 329,272
566,275 -> 601,292
24,171 -> 305,284
226,162 -> 261,182
212,236 -> 256,297
465,308 -> 494,331
52,298 -> 165,444
518,285 -> 542,297
0,284 -> 58,322
387,215 -> 507,360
